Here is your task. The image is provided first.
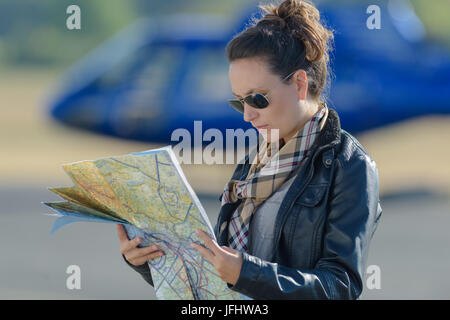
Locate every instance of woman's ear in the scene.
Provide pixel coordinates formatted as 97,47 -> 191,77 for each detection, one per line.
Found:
294,70 -> 308,101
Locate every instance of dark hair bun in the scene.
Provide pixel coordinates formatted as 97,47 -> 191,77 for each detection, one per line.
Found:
259,0 -> 333,63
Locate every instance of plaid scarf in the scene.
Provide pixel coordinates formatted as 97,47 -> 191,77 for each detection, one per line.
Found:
220,104 -> 328,253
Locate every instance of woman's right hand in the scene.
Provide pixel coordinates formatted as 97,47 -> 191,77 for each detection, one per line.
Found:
117,224 -> 164,266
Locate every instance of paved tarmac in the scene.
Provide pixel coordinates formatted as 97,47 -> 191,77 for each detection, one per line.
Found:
0,185 -> 449,299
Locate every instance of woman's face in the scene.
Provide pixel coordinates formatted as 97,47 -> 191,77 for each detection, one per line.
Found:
229,57 -> 313,143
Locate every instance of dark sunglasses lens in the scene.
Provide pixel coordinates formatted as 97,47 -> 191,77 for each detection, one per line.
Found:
253,94 -> 270,108
228,100 -> 244,113
246,94 -> 269,109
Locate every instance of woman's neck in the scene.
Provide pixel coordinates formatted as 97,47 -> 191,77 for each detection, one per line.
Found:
281,100 -> 320,142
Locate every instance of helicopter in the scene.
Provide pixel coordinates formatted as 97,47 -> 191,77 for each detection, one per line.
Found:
47,0 -> 450,145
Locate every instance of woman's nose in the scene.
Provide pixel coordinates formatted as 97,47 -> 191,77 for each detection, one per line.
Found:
243,104 -> 258,123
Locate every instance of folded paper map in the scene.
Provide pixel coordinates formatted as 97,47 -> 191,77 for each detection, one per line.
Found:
44,146 -> 244,300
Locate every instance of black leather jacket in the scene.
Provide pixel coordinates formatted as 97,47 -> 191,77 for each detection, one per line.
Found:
215,108 -> 382,299
124,108 -> 382,300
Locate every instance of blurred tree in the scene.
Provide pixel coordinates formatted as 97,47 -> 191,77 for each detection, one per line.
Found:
0,0 -> 251,69
0,0 -> 446,69
410,0 -> 450,48
133,0 -> 250,15
0,0 -> 136,68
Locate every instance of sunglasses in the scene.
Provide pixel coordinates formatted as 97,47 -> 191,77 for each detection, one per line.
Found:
228,71 -> 296,113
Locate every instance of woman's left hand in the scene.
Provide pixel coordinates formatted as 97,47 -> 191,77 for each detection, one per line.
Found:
191,229 -> 243,286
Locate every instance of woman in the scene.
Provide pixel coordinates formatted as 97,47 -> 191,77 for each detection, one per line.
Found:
118,0 -> 382,299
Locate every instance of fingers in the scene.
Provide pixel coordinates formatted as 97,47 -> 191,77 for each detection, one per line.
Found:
117,224 -> 167,266
221,245 -> 238,256
190,230 -> 243,285
130,237 -> 143,250
117,226 -> 163,258
191,242 -> 215,264
128,250 -> 165,266
125,243 -> 158,259
117,224 -> 145,252
191,229 -> 221,264
124,245 -> 165,266
195,229 -> 220,254
128,247 -> 165,266
116,224 -> 129,242
117,224 -> 144,249
120,236 -> 142,254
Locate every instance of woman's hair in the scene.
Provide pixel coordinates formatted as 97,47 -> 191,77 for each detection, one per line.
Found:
226,0 -> 334,102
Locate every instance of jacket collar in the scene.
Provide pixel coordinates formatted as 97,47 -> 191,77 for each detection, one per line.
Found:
314,107 -> 341,151
215,108 -> 342,243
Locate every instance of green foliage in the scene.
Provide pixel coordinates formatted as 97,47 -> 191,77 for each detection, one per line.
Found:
0,0 -> 137,68
0,0 -> 448,68
410,0 -> 450,47
0,0 -> 250,68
